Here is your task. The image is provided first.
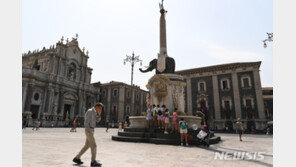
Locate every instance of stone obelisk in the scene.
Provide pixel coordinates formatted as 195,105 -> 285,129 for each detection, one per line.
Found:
157,0 -> 168,73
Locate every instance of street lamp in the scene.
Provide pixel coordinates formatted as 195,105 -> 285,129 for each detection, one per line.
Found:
262,32 -> 273,48
123,51 -> 142,86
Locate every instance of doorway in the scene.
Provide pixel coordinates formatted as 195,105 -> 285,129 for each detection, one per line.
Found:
30,105 -> 39,119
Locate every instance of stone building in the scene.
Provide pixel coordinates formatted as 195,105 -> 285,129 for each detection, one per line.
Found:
93,81 -> 148,126
176,61 -> 268,131
262,87 -> 273,121
22,36 -> 99,126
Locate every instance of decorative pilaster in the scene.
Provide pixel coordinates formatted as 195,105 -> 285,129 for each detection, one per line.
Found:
231,72 -> 242,119
212,75 -> 221,120
106,87 -> 112,121
140,93 -> 143,115
118,86 -> 126,122
186,77 -> 193,115
253,69 -> 265,119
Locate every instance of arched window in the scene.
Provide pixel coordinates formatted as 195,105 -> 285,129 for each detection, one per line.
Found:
113,89 -> 118,97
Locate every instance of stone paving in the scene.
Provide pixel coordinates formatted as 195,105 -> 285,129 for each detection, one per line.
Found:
22,128 -> 273,167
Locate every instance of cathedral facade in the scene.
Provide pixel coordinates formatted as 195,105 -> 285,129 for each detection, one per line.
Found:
22,37 -> 99,126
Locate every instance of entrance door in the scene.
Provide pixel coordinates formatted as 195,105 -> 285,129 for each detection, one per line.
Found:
30,105 -> 39,119
63,104 -> 71,120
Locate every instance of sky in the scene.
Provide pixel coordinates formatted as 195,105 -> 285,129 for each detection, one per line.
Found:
22,0 -> 273,90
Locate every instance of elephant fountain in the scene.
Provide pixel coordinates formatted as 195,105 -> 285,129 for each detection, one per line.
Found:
139,57 -> 175,74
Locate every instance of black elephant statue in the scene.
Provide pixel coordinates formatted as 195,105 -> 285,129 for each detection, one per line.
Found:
139,57 -> 175,74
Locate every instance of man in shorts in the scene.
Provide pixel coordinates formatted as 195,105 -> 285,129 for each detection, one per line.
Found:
235,118 -> 244,141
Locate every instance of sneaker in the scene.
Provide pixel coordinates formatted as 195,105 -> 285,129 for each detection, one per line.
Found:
181,143 -> 183,146
72,158 -> 83,165
164,131 -> 169,134
186,143 -> 189,146
91,160 -> 102,167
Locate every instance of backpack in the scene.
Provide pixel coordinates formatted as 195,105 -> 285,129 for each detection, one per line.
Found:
181,122 -> 187,129
158,109 -> 162,116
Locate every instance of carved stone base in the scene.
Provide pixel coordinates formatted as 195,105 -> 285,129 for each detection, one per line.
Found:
146,74 -> 186,113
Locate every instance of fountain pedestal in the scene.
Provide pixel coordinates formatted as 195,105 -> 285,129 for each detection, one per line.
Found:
147,74 -> 186,113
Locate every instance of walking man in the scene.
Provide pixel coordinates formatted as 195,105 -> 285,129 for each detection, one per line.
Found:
73,103 -> 103,167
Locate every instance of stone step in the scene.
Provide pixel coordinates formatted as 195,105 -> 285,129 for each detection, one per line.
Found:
123,128 -> 146,132
112,135 -> 221,146
123,127 -> 166,133
118,132 -> 145,137
112,135 -> 149,143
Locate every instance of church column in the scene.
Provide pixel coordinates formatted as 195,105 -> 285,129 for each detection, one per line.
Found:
232,72 -> 242,119
253,69 -> 265,119
59,90 -> 65,120
186,77 -> 193,115
57,58 -> 61,75
118,86 -> 125,122
39,88 -> 48,119
77,90 -> 83,117
45,86 -> 54,114
22,83 -> 28,113
212,75 -> 221,120
24,83 -> 34,112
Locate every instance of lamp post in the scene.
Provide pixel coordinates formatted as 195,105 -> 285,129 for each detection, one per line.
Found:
262,32 -> 273,48
123,52 -> 142,86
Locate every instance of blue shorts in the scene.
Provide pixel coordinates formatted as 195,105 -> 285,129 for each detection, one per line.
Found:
237,130 -> 243,134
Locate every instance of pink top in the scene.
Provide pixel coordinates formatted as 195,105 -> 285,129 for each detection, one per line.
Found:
173,112 -> 178,122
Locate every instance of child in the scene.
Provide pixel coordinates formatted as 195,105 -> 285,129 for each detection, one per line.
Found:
153,105 -> 159,128
124,121 -> 128,128
171,108 -> 179,134
118,122 -> 123,132
36,120 -> 40,130
146,105 -> 153,129
164,109 -> 170,134
179,118 -> 188,146
157,105 -> 164,129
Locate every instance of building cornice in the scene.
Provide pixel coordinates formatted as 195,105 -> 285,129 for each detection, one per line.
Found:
175,61 -> 262,75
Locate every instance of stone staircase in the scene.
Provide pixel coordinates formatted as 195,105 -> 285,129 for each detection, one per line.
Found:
112,127 -> 221,146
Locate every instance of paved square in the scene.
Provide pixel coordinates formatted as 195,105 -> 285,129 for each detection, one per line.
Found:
22,128 -> 273,167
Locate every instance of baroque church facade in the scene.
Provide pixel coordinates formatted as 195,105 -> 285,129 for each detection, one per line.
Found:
22,36 -> 149,127
22,37 -> 99,126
